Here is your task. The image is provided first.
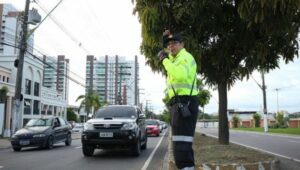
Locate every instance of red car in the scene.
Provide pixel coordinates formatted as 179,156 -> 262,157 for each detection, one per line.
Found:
145,119 -> 160,137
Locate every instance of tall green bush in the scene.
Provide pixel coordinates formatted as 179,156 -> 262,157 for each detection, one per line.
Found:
67,108 -> 77,122
275,112 -> 285,126
253,113 -> 261,127
232,114 -> 240,128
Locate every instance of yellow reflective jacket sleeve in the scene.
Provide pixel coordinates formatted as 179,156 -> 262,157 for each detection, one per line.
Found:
162,56 -> 188,82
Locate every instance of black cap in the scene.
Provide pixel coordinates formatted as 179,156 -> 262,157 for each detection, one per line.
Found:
165,34 -> 183,44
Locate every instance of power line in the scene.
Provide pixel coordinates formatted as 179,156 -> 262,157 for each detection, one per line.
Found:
1,33 -> 86,81
34,0 -> 91,54
1,41 -> 86,88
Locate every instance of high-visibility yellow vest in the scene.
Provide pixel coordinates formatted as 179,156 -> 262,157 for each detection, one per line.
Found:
162,48 -> 198,99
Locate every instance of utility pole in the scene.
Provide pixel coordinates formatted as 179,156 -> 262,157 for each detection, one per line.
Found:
118,65 -> 123,105
12,0 -> 30,133
261,70 -> 268,132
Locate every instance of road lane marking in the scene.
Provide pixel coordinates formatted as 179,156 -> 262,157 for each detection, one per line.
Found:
288,140 -> 300,144
141,131 -> 167,170
75,146 -> 82,149
203,132 -> 300,163
0,166 -> 4,169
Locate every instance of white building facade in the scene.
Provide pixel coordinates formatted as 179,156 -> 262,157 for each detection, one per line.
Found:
0,3 -> 68,137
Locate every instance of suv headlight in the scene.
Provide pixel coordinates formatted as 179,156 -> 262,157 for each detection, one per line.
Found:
121,122 -> 137,130
84,122 -> 94,131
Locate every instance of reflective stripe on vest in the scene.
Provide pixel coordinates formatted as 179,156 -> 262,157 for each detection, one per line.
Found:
167,83 -> 193,90
172,135 -> 193,142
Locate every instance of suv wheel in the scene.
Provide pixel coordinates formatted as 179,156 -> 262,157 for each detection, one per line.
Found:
141,135 -> 147,150
65,133 -> 72,146
13,146 -> 21,151
82,144 -> 94,157
131,138 -> 141,157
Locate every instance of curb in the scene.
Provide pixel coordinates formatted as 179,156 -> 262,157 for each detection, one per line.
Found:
200,159 -> 280,170
161,129 -> 171,170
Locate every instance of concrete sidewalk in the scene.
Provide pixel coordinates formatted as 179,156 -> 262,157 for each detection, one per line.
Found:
0,137 -> 11,149
0,133 -> 81,150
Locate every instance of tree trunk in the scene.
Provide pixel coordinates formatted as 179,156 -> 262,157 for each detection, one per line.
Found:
218,81 -> 229,144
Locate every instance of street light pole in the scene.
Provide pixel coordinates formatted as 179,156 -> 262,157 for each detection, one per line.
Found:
12,0 -> 30,133
275,88 -> 279,113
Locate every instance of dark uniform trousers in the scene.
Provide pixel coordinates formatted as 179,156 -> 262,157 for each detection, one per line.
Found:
169,95 -> 199,169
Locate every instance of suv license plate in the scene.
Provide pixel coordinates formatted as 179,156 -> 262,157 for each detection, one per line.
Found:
20,140 -> 30,145
99,132 -> 113,138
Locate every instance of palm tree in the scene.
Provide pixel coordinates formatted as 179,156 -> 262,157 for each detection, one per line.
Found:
76,92 -> 105,121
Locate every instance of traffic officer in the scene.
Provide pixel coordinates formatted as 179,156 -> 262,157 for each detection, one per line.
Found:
158,30 -> 199,170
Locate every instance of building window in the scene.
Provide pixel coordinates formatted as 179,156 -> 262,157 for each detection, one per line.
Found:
47,106 -> 53,115
24,99 -> 31,115
34,82 -> 39,96
25,79 -> 31,95
6,77 -> 9,83
33,100 -> 40,115
2,76 -> 5,82
41,104 -> 47,115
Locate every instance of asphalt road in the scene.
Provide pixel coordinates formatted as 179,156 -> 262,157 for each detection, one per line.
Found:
196,125 -> 300,170
0,129 -> 169,170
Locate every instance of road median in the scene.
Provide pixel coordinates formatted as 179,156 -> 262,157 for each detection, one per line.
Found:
166,130 -> 280,170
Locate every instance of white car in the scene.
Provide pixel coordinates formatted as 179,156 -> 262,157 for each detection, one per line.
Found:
72,123 -> 84,133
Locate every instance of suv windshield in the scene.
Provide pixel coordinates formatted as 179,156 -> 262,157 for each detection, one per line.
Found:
26,118 -> 53,127
95,106 -> 137,118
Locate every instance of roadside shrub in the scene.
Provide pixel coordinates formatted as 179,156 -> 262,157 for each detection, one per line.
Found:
269,123 -> 280,129
232,114 -> 240,128
253,113 -> 261,127
275,112 -> 285,126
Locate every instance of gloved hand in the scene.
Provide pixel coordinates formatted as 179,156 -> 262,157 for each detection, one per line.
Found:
163,29 -> 171,48
157,49 -> 168,62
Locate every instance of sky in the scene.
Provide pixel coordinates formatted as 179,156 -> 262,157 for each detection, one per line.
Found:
3,0 -> 300,114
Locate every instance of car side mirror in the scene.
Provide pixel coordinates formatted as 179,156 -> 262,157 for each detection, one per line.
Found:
139,114 -> 146,119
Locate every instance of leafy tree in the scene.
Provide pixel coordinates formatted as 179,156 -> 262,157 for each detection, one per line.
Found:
158,109 -> 171,123
133,0 -> 300,144
76,92 -> 105,121
67,108 -> 77,122
0,86 -> 8,103
252,113 -> 261,127
232,114 -> 240,128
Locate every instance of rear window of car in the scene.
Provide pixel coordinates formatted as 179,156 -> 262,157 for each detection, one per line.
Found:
145,120 -> 159,125
95,106 -> 137,118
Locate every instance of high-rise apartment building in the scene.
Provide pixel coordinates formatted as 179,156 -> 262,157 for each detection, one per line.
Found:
43,55 -> 69,101
0,4 -> 34,55
86,55 -> 139,106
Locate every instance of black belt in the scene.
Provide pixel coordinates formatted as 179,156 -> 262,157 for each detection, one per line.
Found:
168,95 -> 197,106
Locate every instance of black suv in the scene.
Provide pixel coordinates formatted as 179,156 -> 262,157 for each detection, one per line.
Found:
81,105 -> 147,157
